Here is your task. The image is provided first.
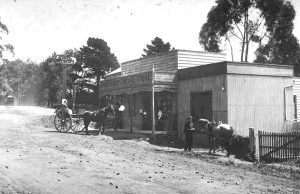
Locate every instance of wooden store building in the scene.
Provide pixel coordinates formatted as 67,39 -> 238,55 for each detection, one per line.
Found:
99,49 -> 295,140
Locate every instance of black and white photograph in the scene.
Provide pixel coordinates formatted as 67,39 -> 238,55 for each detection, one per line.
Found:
0,0 -> 299,193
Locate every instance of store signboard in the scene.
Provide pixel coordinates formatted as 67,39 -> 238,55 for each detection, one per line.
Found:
100,71 -> 152,89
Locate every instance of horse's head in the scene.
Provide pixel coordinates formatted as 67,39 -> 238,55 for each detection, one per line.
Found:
210,121 -> 220,127
198,118 -> 210,133
95,107 -> 105,117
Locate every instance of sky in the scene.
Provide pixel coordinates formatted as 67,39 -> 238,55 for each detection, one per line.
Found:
0,0 -> 300,64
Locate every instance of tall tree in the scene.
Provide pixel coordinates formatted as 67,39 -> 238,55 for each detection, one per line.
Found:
38,50 -> 82,107
79,38 -> 119,104
199,0 -> 299,66
254,0 -> 300,75
199,0 -> 264,62
142,37 -> 174,57
0,60 -> 13,101
0,19 -> 14,103
0,19 -> 14,59
39,52 -> 64,107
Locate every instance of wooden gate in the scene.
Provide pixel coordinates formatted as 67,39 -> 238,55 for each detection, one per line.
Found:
258,130 -> 300,161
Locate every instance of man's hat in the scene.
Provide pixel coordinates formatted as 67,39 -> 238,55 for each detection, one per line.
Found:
62,99 -> 67,104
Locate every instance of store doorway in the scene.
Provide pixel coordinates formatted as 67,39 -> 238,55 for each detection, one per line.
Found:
190,91 -> 213,128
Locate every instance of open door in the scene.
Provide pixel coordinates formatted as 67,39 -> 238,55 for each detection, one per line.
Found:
190,91 -> 213,129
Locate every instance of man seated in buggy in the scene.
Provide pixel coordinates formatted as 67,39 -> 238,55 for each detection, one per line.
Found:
61,99 -> 72,115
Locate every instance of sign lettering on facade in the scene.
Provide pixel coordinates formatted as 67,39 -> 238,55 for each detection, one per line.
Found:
101,71 -> 152,89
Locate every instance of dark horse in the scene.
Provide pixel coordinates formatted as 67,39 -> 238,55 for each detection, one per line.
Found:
83,105 -> 115,135
198,119 -> 233,156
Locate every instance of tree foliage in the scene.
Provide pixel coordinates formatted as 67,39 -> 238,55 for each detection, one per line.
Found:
199,0 -> 299,67
0,59 -> 40,105
199,0 -> 265,62
38,49 -> 82,107
0,63 -> 13,98
37,38 -> 119,107
0,20 -> 14,59
0,19 -> 14,103
142,37 -> 174,57
39,52 -> 65,106
78,38 -> 119,103
254,0 -> 300,74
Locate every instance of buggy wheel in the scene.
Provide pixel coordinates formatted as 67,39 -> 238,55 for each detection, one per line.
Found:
71,117 -> 84,132
54,112 -> 72,132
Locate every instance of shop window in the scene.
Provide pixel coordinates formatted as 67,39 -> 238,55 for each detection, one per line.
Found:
157,95 -> 172,119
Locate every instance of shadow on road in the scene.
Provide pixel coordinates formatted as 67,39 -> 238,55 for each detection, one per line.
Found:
103,130 -> 185,149
44,129 -> 101,136
45,128 -> 185,149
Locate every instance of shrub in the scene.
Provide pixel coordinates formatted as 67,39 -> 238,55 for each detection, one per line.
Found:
229,135 -> 256,162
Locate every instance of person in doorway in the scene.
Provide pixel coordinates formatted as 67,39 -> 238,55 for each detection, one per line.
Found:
184,116 -> 195,151
115,102 -> 124,129
156,109 -> 164,131
106,104 -> 116,131
140,109 -> 148,130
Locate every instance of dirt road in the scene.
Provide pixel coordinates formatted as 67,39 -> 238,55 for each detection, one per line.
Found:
0,106 -> 299,194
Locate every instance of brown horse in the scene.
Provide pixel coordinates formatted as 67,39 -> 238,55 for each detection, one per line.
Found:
198,119 -> 233,156
83,105 -> 115,135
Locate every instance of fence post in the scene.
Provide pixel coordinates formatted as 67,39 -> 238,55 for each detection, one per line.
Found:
257,130 -> 261,163
249,128 -> 255,153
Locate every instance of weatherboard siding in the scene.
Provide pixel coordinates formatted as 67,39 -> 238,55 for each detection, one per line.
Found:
177,50 -> 226,69
120,50 -> 227,76
227,75 -> 294,136
121,51 -> 178,76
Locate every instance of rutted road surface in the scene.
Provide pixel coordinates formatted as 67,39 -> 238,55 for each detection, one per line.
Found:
0,106 -> 299,194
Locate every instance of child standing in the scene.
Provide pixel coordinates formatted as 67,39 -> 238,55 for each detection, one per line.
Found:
184,116 -> 195,151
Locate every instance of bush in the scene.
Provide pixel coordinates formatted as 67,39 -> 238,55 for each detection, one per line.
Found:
229,135 -> 256,162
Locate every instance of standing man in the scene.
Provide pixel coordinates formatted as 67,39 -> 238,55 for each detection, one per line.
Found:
184,116 -> 195,151
106,104 -> 116,131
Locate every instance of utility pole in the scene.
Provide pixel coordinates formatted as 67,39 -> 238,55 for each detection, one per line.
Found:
72,84 -> 77,111
62,55 -> 71,100
62,65 -> 66,99
152,64 -> 155,140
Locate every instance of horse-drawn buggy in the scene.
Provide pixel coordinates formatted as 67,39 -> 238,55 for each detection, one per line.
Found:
53,99 -> 124,134
53,100 -> 85,133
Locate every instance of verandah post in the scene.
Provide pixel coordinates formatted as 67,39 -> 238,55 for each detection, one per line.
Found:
152,66 -> 155,140
130,93 -> 133,133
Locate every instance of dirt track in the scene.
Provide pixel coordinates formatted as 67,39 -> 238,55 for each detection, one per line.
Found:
0,106 -> 299,194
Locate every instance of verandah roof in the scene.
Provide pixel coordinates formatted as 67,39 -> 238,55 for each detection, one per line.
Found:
99,71 -> 177,97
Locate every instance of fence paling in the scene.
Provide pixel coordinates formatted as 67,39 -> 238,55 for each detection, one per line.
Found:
294,132 -> 296,158
272,132 -> 274,158
284,133 -> 287,159
258,130 -> 300,161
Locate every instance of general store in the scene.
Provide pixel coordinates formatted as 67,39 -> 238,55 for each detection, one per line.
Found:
99,49 -> 295,141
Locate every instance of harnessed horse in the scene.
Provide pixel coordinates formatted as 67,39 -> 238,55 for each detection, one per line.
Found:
83,105 -> 116,135
198,119 -> 233,156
